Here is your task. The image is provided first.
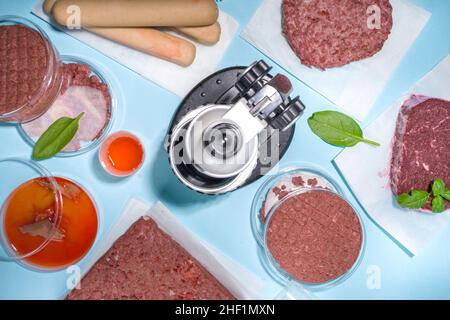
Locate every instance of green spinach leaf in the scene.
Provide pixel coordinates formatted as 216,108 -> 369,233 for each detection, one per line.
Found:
442,189 -> 450,201
432,195 -> 445,213
432,178 -> 445,197
396,190 -> 430,209
33,113 -> 84,160
307,111 -> 380,147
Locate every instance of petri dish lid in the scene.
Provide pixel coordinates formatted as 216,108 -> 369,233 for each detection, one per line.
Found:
18,55 -> 115,157
0,158 -> 63,261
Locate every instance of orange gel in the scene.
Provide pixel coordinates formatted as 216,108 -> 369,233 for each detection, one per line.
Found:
3,177 -> 98,270
99,131 -> 144,177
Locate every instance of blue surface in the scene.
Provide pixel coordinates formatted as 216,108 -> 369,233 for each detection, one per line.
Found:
0,0 -> 449,300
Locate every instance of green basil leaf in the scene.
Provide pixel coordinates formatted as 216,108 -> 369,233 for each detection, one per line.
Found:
432,178 -> 446,197
307,111 -> 380,147
396,190 -> 430,209
432,195 -> 445,214
32,113 -> 84,160
442,189 -> 450,201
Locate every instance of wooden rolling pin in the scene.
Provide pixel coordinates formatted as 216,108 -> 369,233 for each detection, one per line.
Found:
88,27 -> 196,67
51,0 -> 218,27
175,22 -> 221,45
43,0 -> 57,14
44,0 -> 197,66
45,0 -> 221,45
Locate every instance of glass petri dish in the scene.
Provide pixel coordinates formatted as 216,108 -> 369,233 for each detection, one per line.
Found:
251,165 -> 365,291
0,15 -> 63,123
0,161 -> 100,272
0,158 -> 63,262
18,55 -> 115,157
18,176 -> 100,272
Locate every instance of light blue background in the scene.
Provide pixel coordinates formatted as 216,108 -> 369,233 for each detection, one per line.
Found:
0,0 -> 449,300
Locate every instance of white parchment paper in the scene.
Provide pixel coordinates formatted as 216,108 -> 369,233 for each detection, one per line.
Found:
83,198 -> 263,300
32,0 -> 239,97
334,54 -> 450,256
241,0 -> 430,121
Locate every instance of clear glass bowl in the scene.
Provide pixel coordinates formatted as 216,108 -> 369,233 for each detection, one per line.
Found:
251,164 -> 366,291
0,16 -> 63,123
98,131 -> 145,177
18,55 -> 116,157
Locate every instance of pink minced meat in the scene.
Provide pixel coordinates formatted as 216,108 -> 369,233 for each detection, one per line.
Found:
22,63 -> 111,151
66,217 -> 235,300
0,25 -> 48,114
259,173 -> 333,223
390,94 -> 450,211
0,25 -> 62,122
267,190 -> 362,284
282,0 -> 393,69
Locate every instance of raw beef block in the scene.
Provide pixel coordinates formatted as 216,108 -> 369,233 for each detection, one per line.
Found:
390,94 -> 450,210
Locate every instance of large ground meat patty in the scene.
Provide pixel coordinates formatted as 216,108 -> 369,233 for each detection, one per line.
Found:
267,190 -> 362,284
390,95 -> 450,211
0,25 -> 48,114
0,24 -> 62,122
66,217 -> 234,300
259,172 -> 333,222
282,0 -> 393,69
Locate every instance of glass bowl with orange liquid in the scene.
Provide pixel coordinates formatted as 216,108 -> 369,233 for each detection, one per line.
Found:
0,158 -> 99,272
98,131 -> 145,177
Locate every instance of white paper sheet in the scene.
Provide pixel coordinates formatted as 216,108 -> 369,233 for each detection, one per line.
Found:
334,55 -> 450,256
241,0 -> 430,121
83,198 -> 263,300
32,0 -> 239,97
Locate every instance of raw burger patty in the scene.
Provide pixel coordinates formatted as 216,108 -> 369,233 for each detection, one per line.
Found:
66,217 -> 234,300
0,25 -> 48,113
267,190 -> 362,283
390,95 -> 450,210
259,172 -> 333,222
282,0 -> 393,69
